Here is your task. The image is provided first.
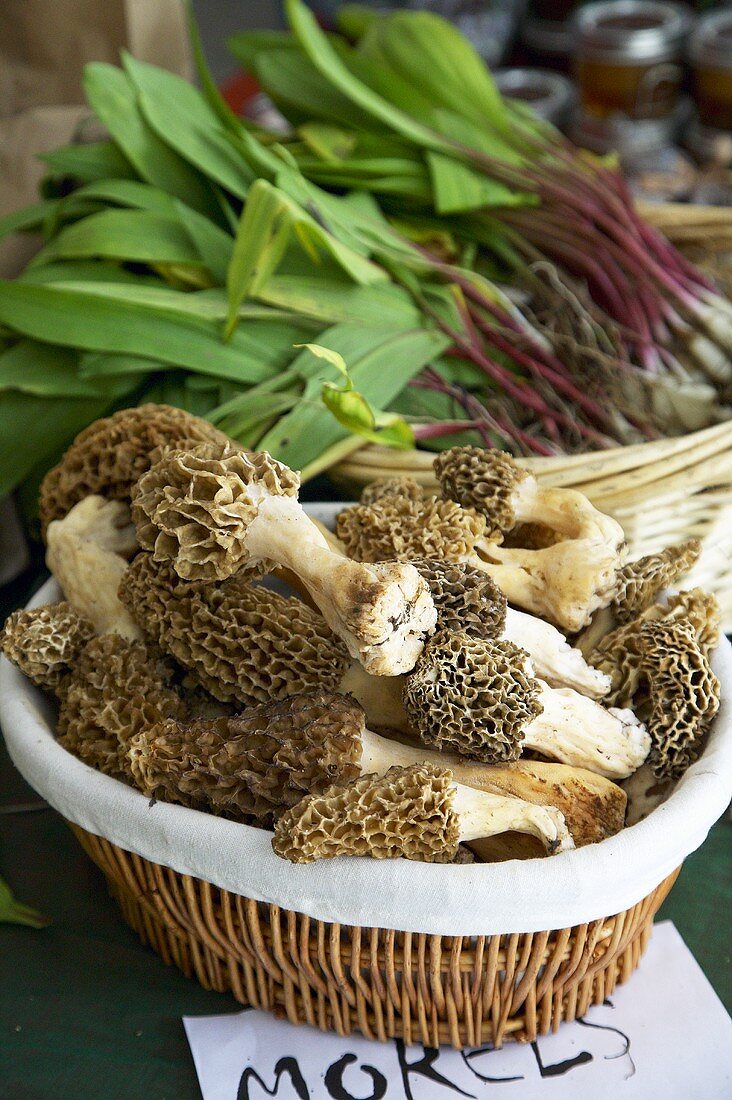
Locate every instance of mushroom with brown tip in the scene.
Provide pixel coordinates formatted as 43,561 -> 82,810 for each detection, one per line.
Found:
577,538 -> 703,655
132,442 -> 436,676
127,691 -> 625,846
272,763 -> 573,864
433,447 -> 627,631
404,632 -> 649,779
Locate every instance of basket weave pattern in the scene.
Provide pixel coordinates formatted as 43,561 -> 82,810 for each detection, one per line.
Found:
70,823 -> 679,1049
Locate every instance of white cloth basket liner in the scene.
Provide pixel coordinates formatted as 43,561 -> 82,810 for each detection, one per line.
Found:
1,504 -> 731,937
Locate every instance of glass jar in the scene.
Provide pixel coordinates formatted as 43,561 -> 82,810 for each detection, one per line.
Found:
574,1 -> 692,121
689,9 -> 732,133
494,68 -> 576,129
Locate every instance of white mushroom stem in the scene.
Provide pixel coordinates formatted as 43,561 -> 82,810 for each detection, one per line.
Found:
244,495 -> 436,675
355,728 -> 573,853
471,538 -> 623,634
526,682 -> 650,779
503,607 -> 610,698
46,497 -> 141,640
451,783 -> 573,854
357,725 -> 582,851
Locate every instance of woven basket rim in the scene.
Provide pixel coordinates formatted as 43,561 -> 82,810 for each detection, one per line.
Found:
334,419 -> 732,477
2,507 -> 731,938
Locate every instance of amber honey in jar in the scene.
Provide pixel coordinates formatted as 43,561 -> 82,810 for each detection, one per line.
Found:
574,1 -> 692,121
689,9 -> 732,133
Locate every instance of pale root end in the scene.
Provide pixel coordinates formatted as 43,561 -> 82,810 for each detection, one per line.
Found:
46,497 -> 141,640
527,682 -> 650,779
503,606 -> 610,698
452,781 -> 573,854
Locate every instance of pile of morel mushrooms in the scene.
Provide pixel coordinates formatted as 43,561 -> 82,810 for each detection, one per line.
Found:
2,406 -> 722,866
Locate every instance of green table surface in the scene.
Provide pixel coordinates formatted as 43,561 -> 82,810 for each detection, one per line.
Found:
1,554 -> 730,1100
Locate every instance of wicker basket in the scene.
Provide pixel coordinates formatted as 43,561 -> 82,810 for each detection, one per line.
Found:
69,822 -> 678,1050
332,205 -> 732,627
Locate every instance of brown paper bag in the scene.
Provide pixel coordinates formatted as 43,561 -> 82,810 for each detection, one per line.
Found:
0,0 -> 193,276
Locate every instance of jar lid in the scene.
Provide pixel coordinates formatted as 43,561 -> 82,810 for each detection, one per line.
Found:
574,1 -> 693,63
494,68 -> 577,125
689,9 -> 732,71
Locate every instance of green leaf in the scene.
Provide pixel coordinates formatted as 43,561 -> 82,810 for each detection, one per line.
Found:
295,341 -> 349,378
0,200 -> 59,241
356,10 -> 509,134
256,274 -> 420,327
40,141 -> 137,184
121,53 -> 254,199
30,209 -> 209,270
285,0 -> 452,153
298,123 -> 357,162
82,63 -> 215,216
0,341 -> 120,397
227,30 -> 299,71
0,384 -> 136,499
0,876 -> 50,929
225,178 -> 386,338
427,152 -> 523,214
0,281 -> 304,384
251,46 -> 375,131
17,261 -> 165,287
258,322 -> 449,469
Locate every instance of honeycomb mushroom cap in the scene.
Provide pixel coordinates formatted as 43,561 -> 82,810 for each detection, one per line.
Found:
409,559 -> 507,638
272,763 -> 459,864
666,589 -> 721,656
128,691 -> 364,825
335,496 -> 487,564
132,441 -> 300,582
0,602 -> 94,694
38,404 -> 228,536
403,631 -> 542,761
639,619 -> 721,781
591,588 -> 721,708
611,539 -> 701,623
58,634 -> 186,779
434,446 -> 527,532
118,553 -> 351,705
360,477 -> 423,505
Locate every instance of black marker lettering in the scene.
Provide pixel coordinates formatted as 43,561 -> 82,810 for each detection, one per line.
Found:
576,1016 -> 636,1078
530,1041 -> 593,1077
237,1056 -> 309,1099
324,1053 -> 387,1100
461,1046 -> 524,1083
395,1040 -> 476,1100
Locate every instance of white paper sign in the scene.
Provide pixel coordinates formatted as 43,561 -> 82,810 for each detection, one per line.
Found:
184,922 -> 731,1100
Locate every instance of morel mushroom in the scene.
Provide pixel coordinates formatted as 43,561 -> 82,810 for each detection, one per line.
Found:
628,619 -> 720,781
404,632 -> 649,779
119,553 -> 352,706
590,588 -> 721,707
337,489 -> 623,634
272,763 -> 573,863
360,476 -> 424,505
38,403 -> 228,535
0,602 -> 94,694
46,496 -> 141,639
433,447 -> 626,631
129,690 -> 624,846
59,634 -> 187,779
578,538 -> 703,654
132,442 -> 436,675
